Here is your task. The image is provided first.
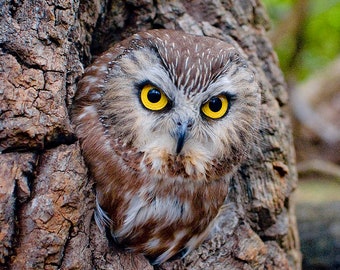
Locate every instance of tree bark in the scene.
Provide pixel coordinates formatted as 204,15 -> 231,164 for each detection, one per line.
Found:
0,0 -> 301,269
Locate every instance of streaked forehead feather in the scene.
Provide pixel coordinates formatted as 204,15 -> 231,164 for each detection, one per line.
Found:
120,30 -> 244,97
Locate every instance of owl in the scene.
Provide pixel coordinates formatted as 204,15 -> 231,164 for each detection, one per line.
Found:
72,30 -> 260,265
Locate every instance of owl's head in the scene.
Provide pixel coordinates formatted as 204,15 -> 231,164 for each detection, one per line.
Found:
74,30 -> 260,182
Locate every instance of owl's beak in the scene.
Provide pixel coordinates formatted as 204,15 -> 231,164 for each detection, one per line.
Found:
175,120 -> 192,154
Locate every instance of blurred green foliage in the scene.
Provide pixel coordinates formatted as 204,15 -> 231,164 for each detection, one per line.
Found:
262,0 -> 340,80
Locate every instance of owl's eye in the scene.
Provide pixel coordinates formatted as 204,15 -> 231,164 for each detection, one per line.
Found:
201,95 -> 229,119
140,84 -> 169,111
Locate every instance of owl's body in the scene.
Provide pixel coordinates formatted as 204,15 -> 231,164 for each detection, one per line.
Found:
72,30 -> 260,264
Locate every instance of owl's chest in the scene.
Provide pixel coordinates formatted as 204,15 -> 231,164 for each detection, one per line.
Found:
109,177 -> 228,260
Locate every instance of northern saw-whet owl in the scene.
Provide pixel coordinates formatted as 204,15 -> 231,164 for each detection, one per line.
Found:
72,30 -> 260,265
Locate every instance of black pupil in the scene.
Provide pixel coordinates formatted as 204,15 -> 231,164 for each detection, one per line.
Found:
147,89 -> 161,103
209,97 -> 222,112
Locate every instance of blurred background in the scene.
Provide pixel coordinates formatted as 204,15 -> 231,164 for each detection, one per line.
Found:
262,0 -> 340,269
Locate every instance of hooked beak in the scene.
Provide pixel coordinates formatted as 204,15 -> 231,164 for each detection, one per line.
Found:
175,120 -> 192,154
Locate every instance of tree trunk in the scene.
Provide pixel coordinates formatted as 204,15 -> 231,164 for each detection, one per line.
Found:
0,0 -> 301,269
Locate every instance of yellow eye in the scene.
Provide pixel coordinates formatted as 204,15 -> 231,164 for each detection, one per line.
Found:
201,95 -> 229,119
140,84 -> 169,111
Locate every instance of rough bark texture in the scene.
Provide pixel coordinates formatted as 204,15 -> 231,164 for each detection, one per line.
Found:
0,0 -> 300,269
